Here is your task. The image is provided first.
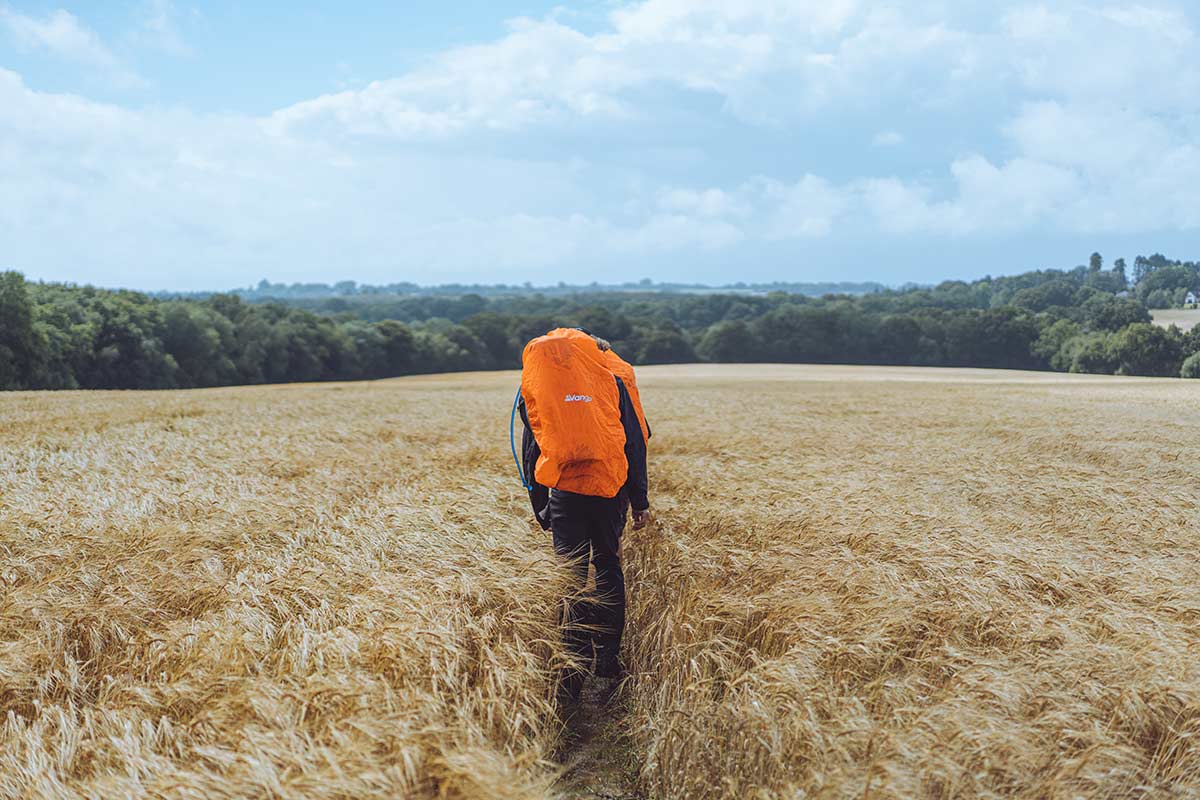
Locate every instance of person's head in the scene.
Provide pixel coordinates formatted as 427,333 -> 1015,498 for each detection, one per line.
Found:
573,327 -> 611,352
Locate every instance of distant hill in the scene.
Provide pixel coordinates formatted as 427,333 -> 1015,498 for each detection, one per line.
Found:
155,278 -> 888,302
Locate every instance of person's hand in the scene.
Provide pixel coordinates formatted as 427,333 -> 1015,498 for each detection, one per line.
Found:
632,508 -> 650,530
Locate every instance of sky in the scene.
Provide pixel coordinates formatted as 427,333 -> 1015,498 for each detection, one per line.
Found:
1,1 -> 1198,291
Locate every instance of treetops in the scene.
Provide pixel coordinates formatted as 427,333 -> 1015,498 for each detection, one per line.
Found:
2,252 -> 1198,390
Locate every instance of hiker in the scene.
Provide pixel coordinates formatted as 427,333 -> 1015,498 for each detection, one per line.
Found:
517,328 -> 650,698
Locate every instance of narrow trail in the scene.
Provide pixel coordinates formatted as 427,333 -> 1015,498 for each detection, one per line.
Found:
554,678 -> 642,800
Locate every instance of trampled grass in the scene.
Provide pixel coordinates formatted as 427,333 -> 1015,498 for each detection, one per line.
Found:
2,365 -> 1198,798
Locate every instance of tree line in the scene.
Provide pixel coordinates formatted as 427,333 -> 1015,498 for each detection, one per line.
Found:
173,277 -> 886,301
3,252 -> 1200,391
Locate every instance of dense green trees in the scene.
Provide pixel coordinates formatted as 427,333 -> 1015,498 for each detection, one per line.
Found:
0,271 -> 38,389
697,320 -> 759,362
1106,324 -> 1184,377
0,280 -> 446,390
1080,293 -> 1149,331
1181,353 -> 1200,379
3,252 -> 1199,391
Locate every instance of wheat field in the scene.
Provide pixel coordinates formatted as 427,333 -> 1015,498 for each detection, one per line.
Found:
1151,309 -> 1200,332
2,365 -> 1198,799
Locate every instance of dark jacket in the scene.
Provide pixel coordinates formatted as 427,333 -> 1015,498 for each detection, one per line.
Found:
520,375 -> 649,529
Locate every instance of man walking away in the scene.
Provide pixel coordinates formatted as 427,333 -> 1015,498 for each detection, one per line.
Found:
518,328 -> 650,700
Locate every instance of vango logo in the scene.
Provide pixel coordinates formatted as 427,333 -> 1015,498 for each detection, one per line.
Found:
564,394 -> 593,403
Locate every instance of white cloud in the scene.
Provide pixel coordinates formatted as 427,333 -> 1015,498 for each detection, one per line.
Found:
1002,6 -> 1072,40
757,176 -> 849,239
0,68 -> 747,287
1100,5 -> 1193,45
947,155 -> 1082,233
610,0 -> 859,41
0,6 -> 145,88
269,18 -> 624,139
270,1 -> 974,138
132,0 -> 194,56
1,7 -> 114,66
1003,2 -> 1198,111
658,188 -> 744,219
2,1 -> 1200,288
872,130 -> 903,147
859,178 -> 946,235
855,127 -> 1200,239
402,212 -> 743,270
1005,101 -> 1171,175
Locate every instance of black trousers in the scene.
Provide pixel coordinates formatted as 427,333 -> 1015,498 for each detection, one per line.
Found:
548,489 -> 627,670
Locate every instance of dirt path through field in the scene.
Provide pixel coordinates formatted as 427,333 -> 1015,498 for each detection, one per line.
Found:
555,679 -> 642,799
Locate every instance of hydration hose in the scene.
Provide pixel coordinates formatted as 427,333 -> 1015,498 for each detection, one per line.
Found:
510,386 -> 532,491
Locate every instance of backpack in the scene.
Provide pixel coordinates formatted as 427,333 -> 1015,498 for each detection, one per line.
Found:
602,348 -> 650,443
521,328 -> 628,498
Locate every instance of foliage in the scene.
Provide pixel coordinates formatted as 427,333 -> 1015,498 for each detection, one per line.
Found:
696,320 -> 759,363
1064,332 -> 1118,374
3,252 -> 1199,390
1136,264 -> 1197,306
1033,319 -> 1082,371
0,271 -> 39,389
1180,352 -> 1200,379
1080,293 -> 1150,331
1106,323 -> 1184,377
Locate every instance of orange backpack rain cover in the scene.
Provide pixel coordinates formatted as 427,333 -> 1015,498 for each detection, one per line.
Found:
603,349 -> 649,442
521,328 -> 628,498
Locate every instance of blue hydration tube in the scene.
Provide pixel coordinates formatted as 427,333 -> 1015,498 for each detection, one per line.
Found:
510,386 -> 532,490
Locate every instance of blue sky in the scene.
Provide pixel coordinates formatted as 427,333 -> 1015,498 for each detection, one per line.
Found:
1,1 -> 1198,291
